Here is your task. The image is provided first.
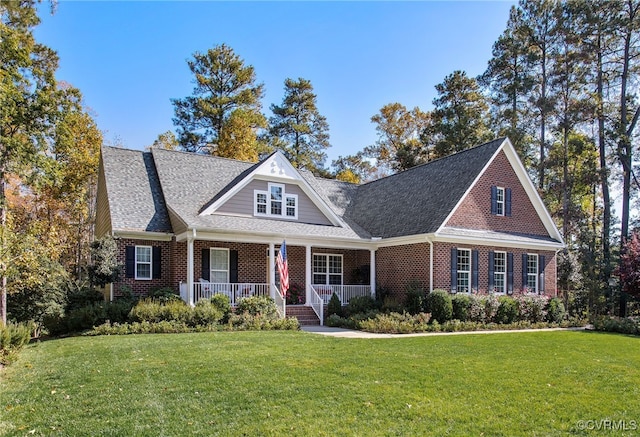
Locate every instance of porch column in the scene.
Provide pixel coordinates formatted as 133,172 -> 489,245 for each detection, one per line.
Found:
370,249 -> 376,298
187,236 -> 194,306
305,245 -> 312,305
268,242 -> 275,299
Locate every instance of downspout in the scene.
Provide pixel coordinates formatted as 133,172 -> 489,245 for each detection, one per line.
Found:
427,236 -> 434,293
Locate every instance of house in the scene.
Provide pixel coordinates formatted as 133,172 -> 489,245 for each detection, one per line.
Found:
95,137 -> 564,323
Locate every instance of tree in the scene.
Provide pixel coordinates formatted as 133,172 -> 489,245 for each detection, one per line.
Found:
268,78 -> 330,173
364,103 -> 431,173
332,152 -> 374,184
87,235 -> 121,288
1,0 -> 65,325
480,5 -> 537,164
617,230 -> 640,300
172,44 -> 266,159
429,71 -> 492,158
148,130 -> 179,151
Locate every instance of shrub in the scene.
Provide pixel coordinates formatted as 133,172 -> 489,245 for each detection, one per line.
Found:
546,297 -> 566,323
495,296 -> 518,324
66,303 -> 108,332
285,283 -> 305,305
404,280 -> 427,315
0,322 -> 32,365
452,294 -> 471,321
359,312 -> 431,334
484,295 -> 500,322
66,286 -> 104,312
191,300 -> 224,326
209,294 -> 232,322
468,294 -> 488,323
148,287 -> 181,303
226,314 -> 299,331
236,296 -> 279,319
516,295 -> 549,323
105,300 -> 134,324
129,299 -> 191,324
345,295 -> 376,316
592,316 -> 640,335
380,295 -> 403,313
327,293 -> 343,317
425,289 -> 452,323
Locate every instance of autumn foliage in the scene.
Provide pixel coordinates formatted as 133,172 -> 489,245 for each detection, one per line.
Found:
617,231 -> 640,299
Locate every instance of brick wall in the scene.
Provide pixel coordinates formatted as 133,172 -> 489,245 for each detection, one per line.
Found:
446,150 -> 549,236
375,243 -> 430,297
433,242 -> 557,296
194,241 -> 268,283
114,238 -> 173,298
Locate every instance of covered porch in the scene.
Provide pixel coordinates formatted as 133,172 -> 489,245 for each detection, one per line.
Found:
176,234 -> 376,323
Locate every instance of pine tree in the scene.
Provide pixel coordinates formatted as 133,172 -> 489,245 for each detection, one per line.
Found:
429,71 -> 492,158
268,78 -> 330,173
172,44 -> 266,159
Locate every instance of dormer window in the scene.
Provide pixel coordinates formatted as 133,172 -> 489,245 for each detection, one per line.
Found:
254,183 -> 298,219
491,186 -> 511,216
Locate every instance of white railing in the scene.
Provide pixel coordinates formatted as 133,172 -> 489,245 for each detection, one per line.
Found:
312,284 -> 372,305
309,285 -> 325,326
190,282 -> 270,306
271,284 -> 286,318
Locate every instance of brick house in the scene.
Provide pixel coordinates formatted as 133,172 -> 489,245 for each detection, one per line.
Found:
96,137 -> 564,322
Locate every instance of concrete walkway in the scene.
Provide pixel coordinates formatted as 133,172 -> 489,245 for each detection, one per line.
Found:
301,325 -> 587,339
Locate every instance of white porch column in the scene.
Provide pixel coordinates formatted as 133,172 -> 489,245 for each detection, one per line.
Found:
187,236 -> 194,306
269,242 -> 275,299
305,245 -> 312,305
370,249 -> 376,298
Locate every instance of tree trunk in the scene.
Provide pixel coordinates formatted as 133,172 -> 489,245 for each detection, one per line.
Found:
0,170 -> 6,326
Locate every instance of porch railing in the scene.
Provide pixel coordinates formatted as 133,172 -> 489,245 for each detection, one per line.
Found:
271,284 -> 286,318
309,285 -> 325,326
181,282 -> 270,306
312,284 -> 372,305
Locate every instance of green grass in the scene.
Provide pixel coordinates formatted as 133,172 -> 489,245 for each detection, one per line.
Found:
1,331 -> 638,436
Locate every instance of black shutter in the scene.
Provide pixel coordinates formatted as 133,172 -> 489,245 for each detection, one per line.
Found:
488,251 -> 495,292
522,254 -> 528,291
125,246 -> 135,278
539,255 -> 545,294
505,188 -> 512,217
201,249 -> 210,281
450,247 -> 457,293
507,252 -> 513,294
491,186 -> 497,215
229,250 -> 238,283
472,250 -> 479,292
152,247 -> 161,279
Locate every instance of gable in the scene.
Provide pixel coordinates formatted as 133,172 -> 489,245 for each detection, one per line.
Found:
444,149 -> 555,239
216,179 -> 333,225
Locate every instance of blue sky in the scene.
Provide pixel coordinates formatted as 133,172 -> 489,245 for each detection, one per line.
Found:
35,1 -> 515,165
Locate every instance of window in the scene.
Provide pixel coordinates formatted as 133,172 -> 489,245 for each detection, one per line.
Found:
210,248 -> 229,283
496,187 -> 505,216
254,183 -> 298,219
313,254 -> 342,285
526,254 -> 538,292
457,249 -> 471,293
493,251 -> 506,293
135,246 -> 152,280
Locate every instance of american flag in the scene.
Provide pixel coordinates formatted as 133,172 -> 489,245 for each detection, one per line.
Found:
276,240 -> 289,296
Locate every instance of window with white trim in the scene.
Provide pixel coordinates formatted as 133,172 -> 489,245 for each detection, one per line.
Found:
210,248 -> 229,283
135,246 -> 152,280
457,249 -> 471,293
254,183 -> 298,219
313,254 -> 343,285
493,251 -> 506,293
526,254 -> 538,292
496,187 -> 505,216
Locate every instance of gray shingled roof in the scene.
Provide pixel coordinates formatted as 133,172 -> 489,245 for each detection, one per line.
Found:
149,148 -> 370,239
101,138 -> 516,241
100,147 -> 172,233
345,138 -> 505,238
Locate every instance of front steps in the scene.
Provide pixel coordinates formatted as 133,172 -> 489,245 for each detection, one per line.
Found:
286,305 -> 321,326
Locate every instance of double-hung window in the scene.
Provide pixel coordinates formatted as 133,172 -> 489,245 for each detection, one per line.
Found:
496,187 -> 505,216
313,254 -> 343,285
254,183 -> 298,219
493,251 -> 506,293
210,248 -> 229,283
135,246 -> 152,280
526,254 -> 538,292
456,249 -> 471,293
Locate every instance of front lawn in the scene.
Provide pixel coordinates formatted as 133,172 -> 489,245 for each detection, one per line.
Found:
1,331 -> 638,436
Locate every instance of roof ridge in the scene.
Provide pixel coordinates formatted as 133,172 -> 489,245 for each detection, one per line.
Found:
358,137 -> 506,188
151,147 -> 268,165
